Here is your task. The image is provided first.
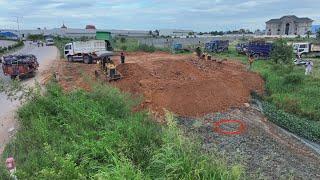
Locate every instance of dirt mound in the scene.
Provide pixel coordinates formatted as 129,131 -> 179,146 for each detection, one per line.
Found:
113,52 -> 264,117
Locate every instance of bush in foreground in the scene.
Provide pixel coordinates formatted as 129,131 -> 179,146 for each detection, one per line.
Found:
2,82 -> 242,179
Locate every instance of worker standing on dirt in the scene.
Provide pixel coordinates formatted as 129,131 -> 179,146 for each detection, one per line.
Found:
248,54 -> 255,71
120,52 -> 125,64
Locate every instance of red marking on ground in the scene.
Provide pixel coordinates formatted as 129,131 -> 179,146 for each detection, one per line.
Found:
213,119 -> 246,135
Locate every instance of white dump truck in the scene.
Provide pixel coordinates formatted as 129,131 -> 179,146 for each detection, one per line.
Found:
293,42 -> 320,57
64,40 -> 113,64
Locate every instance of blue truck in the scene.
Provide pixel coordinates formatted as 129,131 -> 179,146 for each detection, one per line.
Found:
205,40 -> 229,53
247,41 -> 273,59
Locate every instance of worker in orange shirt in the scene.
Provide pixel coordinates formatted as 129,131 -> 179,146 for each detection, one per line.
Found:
248,54 -> 255,71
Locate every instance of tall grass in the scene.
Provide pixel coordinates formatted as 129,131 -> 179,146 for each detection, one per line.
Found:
214,44 -> 320,142
1,82 -> 242,179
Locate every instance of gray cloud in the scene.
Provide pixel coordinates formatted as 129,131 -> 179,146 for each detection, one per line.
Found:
0,0 -> 319,31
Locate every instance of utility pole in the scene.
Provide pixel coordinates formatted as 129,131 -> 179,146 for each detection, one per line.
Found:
13,16 -> 22,39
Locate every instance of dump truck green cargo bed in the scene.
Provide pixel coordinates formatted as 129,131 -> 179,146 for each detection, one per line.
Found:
96,31 -> 112,41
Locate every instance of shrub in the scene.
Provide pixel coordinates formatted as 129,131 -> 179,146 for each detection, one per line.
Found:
271,39 -> 293,64
120,45 -> 127,51
317,29 -> 320,40
120,37 -> 126,43
252,92 -> 320,143
27,34 -> 44,41
138,44 -> 156,52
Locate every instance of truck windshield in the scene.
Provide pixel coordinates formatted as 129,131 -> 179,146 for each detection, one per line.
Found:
65,45 -> 71,50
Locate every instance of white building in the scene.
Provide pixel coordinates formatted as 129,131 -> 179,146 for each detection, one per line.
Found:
2,24 -> 152,39
266,15 -> 313,36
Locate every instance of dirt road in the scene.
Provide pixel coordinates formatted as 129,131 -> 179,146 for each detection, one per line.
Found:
0,41 -> 58,154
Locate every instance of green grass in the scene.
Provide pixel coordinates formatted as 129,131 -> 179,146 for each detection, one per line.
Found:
213,44 -> 320,142
0,40 -> 24,56
1,82 -> 242,179
112,37 -> 171,53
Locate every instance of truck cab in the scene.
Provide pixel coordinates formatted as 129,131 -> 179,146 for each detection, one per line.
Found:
293,43 -> 309,55
64,43 -> 73,58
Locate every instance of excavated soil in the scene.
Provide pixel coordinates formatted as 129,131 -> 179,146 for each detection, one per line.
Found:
112,52 -> 264,117
57,52 -> 264,118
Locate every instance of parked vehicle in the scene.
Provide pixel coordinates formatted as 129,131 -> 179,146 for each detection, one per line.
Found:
45,38 -> 54,46
247,41 -> 272,59
293,42 -> 320,57
236,43 -> 248,54
64,40 -> 113,64
1,54 -> 39,79
172,43 -> 183,51
205,40 -> 229,53
171,43 -> 191,54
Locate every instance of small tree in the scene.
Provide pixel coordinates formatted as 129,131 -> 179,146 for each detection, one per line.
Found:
306,31 -> 311,39
317,29 -> 320,40
120,37 -> 126,43
270,39 -> 293,64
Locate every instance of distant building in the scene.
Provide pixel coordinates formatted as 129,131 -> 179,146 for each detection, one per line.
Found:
0,31 -> 18,40
159,29 -> 194,37
85,25 -> 96,30
61,23 -> 67,29
266,15 -> 313,36
2,23 -> 152,39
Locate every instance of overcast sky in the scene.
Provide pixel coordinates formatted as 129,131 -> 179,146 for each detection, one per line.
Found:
0,0 -> 319,31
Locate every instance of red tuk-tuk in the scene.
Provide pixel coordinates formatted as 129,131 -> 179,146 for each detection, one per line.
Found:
1,54 -> 39,79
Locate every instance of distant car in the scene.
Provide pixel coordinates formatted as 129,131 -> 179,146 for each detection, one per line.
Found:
45,38 -> 54,46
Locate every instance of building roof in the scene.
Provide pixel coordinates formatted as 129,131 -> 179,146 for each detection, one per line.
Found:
266,15 -> 313,24
85,25 -> 96,29
61,23 -> 67,29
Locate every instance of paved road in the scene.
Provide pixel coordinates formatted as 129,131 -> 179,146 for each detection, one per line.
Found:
0,41 -> 58,153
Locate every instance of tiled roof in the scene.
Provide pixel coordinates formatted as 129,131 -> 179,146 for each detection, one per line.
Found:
266,15 -> 313,24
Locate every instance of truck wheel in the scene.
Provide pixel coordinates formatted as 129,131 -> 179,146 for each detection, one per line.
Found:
83,55 -> 90,64
67,56 -> 73,62
89,56 -> 93,64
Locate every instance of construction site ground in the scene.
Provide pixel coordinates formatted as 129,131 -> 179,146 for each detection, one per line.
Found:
56,51 -> 320,179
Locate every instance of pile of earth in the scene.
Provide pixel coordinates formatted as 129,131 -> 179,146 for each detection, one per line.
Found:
112,52 -> 264,117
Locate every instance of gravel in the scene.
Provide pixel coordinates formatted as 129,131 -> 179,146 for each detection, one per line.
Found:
177,106 -> 320,179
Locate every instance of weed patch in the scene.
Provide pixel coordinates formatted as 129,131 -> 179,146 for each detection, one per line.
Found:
1,82 -> 241,179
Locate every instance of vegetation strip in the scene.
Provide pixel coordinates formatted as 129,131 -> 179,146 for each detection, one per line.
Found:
1,82 -> 242,179
214,40 -> 320,143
